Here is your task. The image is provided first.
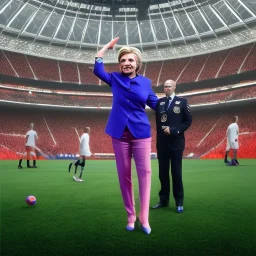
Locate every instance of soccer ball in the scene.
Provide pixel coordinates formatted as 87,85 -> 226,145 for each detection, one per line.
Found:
26,195 -> 36,206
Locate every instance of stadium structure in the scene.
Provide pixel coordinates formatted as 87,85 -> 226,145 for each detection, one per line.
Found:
0,0 -> 256,160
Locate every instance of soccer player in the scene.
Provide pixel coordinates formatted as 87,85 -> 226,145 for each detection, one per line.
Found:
18,123 -> 38,169
224,116 -> 239,166
68,127 -> 92,182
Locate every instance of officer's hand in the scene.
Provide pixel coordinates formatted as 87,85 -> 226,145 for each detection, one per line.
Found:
164,127 -> 170,135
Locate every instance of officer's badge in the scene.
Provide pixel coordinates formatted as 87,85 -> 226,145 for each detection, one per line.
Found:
175,101 -> 180,104
173,106 -> 180,114
160,102 -> 165,105
161,114 -> 167,122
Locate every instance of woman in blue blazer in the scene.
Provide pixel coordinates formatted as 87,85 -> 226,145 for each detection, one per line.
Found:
94,37 -> 158,234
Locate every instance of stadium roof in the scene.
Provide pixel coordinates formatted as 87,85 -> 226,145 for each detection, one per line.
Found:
0,0 -> 255,50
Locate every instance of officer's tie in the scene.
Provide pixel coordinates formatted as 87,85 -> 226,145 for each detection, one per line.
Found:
165,96 -> 171,111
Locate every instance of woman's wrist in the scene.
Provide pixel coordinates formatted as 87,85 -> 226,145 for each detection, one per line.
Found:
95,42 -> 113,58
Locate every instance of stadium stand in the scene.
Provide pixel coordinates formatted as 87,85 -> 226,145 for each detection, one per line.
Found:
158,58 -> 189,86
1,43 -> 255,86
26,55 -> 60,82
3,51 -> 34,79
240,43 -> 256,73
217,44 -> 253,78
177,55 -> 209,84
0,99 -> 255,159
78,63 -> 99,85
0,50 -> 17,77
197,50 -> 230,81
59,62 -> 79,83
0,88 -> 113,107
0,106 -> 111,159
1,85 -> 255,108
144,62 -> 162,86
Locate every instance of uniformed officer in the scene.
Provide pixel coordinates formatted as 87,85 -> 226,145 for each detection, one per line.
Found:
152,80 -> 192,213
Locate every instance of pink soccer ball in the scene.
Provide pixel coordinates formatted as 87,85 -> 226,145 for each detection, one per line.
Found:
26,195 -> 36,206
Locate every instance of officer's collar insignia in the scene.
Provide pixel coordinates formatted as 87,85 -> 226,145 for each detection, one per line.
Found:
175,101 -> 180,104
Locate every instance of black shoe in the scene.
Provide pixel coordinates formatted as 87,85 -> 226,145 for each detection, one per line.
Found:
68,163 -> 72,173
18,166 -> 22,169
27,166 -> 32,168
32,166 -> 37,168
152,201 -> 169,209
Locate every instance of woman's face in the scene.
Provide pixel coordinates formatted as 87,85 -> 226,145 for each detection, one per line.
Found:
119,53 -> 138,77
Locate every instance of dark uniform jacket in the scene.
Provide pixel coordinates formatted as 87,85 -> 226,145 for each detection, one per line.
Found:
156,95 -> 192,151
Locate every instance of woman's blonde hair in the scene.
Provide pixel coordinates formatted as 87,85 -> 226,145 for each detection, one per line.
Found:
117,46 -> 142,72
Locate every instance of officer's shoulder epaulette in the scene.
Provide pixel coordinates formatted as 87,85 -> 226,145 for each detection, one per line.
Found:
175,96 -> 186,101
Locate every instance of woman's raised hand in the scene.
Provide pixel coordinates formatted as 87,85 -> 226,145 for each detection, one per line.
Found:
95,37 -> 120,58
108,37 -> 119,49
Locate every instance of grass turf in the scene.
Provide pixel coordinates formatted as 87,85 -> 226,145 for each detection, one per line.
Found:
0,159 -> 256,256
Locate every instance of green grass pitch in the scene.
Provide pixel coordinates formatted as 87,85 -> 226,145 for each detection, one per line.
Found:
1,159 -> 256,256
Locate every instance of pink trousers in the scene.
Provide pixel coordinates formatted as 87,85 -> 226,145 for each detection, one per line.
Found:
112,128 -> 152,227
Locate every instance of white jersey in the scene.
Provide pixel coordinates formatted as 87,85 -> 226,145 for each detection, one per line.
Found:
226,123 -> 239,150
25,130 -> 38,147
80,133 -> 92,157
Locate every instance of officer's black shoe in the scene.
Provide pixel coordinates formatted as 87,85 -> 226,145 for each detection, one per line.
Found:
18,165 -> 22,169
152,201 -> 169,209
32,166 -> 37,168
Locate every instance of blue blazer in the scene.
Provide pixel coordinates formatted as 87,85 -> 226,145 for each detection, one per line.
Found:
94,59 -> 158,139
